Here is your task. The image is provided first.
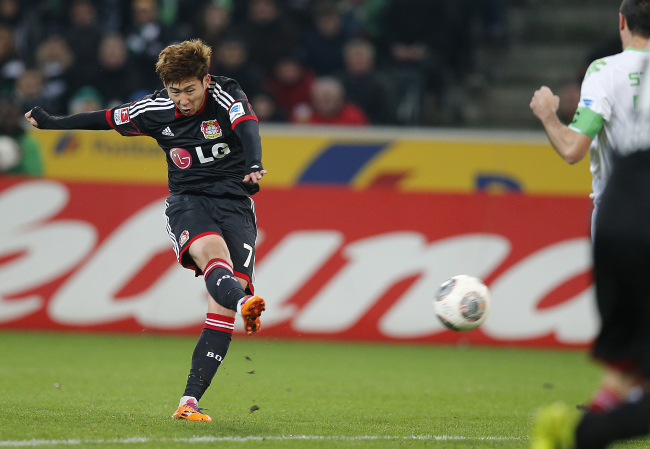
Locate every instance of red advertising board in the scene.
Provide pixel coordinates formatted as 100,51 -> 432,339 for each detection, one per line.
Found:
0,177 -> 595,347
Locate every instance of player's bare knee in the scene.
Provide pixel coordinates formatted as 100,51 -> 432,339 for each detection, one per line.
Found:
189,235 -> 232,270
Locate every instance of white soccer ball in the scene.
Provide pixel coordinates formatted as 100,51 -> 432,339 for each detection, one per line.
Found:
434,275 -> 490,332
0,135 -> 20,171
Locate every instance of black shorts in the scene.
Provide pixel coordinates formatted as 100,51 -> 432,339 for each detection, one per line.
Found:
593,150 -> 650,378
163,193 -> 257,291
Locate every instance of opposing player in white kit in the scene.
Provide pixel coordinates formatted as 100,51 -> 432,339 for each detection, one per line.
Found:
529,0 -> 650,427
530,1 -> 649,239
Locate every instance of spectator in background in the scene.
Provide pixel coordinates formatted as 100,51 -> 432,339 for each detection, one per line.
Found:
264,56 -> 315,119
63,0 -> 103,88
241,0 -> 299,76
198,1 -> 232,55
0,24 -> 23,97
338,0 -> 388,47
34,34 -> 74,115
3,0 -> 47,67
0,0 -> 33,57
337,38 -> 395,125
0,98 -> 22,172
0,0 -> 20,27
383,0 -> 444,73
213,37 -> 264,98
275,0 -> 315,37
452,0 -> 508,81
125,0 -> 173,90
381,0 -> 455,124
68,85 -> 103,115
556,81 -> 581,125
300,2 -> 351,76
0,98 -> 41,175
250,90 -> 287,123
13,69 -> 52,113
94,32 -> 141,108
291,76 -> 368,125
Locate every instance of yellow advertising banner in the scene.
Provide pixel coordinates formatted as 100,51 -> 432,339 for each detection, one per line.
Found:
30,126 -> 592,195
32,129 -> 167,184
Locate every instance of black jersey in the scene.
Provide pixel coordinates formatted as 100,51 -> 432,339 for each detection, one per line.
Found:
107,76 -> 259,197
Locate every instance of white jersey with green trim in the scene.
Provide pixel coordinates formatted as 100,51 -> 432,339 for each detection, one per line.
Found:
570,48 -> 649,205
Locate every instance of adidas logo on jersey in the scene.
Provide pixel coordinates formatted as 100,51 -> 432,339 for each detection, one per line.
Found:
162,127 -> 174,137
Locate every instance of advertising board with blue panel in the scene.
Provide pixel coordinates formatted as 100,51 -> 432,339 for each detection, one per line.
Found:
28,125 -> 591,195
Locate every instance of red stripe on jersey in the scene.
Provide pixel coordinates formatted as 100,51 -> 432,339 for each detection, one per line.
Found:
106,108 -> 147,135
105,109 -> 113,128
205,313 -> 235,333
234,270 -> 254,295
204,258 -> 234,278
232,114 -> 258,129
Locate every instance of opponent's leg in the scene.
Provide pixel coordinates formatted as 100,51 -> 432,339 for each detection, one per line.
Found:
587,368 -> 636,412
531,393 -> 650,449
576,390 -> 650,449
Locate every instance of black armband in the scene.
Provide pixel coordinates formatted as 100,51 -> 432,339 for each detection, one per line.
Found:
234,119 -> 263,174
31,106 -> 112,131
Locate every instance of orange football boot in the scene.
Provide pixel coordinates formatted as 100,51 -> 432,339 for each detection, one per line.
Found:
238,295 -> 266,335
171,399 -> 212,422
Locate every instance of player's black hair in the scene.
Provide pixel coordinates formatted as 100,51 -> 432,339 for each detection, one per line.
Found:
155,39 -> 211,85
621,0 -> 650,38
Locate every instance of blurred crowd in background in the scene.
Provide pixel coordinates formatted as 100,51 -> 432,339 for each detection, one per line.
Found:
0,0 -> 508,173
0,0 -> 509,125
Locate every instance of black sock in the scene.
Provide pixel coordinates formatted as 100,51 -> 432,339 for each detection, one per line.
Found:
203,258 -> 246,311
576,390 -> 650,449
183,313 -> 235,401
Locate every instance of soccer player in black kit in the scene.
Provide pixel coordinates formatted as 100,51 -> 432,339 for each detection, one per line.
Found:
25,40 -> 266,422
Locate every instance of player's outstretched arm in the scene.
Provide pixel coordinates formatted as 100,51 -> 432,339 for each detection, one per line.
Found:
24,106 -> 112,131
530,86 -> 592,164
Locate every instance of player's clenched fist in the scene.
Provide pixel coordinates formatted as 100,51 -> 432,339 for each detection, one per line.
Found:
530,86 -> 560,122
24,109 -> 38,127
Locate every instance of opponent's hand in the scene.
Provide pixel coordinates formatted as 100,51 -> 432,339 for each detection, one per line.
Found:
530,86 -> 560,122
243,169 -> 267,184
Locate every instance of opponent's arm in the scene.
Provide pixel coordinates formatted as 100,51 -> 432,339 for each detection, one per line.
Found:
234,119 -> 266,184
530,86 -> 592,164
25,106 -> 112,131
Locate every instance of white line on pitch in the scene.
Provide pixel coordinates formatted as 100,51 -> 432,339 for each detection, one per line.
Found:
0,435 -> 526,446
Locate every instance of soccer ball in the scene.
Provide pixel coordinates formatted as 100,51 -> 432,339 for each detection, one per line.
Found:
434,275 -> 490,332
0,136 -> 20,171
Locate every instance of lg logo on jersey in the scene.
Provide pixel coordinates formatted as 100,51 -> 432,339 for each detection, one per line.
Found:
169,144 -> 231,169
170,148 -> 192,169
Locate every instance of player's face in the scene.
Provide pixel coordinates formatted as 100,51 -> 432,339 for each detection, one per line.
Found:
165,75 -> 210,116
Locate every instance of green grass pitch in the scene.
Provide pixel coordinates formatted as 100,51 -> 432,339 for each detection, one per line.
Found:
1,331 -> 648,448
